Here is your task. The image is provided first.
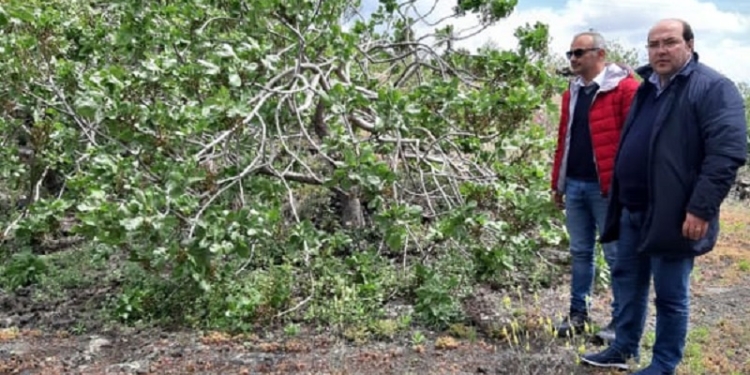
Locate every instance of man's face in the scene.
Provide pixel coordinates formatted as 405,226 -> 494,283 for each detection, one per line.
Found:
647,21 -> 692,77
567,36 -> 603,76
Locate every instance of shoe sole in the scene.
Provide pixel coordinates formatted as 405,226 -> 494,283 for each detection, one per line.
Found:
579,356 -> 629,370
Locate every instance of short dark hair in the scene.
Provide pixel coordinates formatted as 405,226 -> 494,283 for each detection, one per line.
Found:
680,20 -> 694,42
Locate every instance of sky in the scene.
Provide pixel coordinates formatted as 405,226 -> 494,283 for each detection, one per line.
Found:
357,0 -> 750,84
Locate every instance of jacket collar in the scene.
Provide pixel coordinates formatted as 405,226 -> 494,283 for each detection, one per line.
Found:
570,62 -> 635,94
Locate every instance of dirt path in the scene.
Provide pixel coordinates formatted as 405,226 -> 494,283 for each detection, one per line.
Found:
1,202 -> 749,375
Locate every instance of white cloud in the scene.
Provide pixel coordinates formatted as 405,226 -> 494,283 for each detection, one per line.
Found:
391,0 -> 750,84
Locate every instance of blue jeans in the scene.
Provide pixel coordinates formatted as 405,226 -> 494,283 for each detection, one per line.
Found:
611,208 -> 694,372
564,178 -> 618,317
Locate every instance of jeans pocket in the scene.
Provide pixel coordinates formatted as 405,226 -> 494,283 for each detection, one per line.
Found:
624,209 -> 644,229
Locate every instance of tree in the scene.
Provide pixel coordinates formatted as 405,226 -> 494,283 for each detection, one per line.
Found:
0,0 -> 564,328
605,39 -> 643,69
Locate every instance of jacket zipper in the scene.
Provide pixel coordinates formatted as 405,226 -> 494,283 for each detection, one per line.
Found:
644,87 -> 676,227
587,87 -> 603,194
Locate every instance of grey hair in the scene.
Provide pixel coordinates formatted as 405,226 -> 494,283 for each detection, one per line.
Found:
573,31 -> 607,49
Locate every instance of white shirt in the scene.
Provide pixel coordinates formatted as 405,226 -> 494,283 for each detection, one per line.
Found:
573,68 -> 606,95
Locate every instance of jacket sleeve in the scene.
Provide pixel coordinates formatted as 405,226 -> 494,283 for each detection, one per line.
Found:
550,92 -> 569,192
687,78 -> 748,221
618,78 -> 639,129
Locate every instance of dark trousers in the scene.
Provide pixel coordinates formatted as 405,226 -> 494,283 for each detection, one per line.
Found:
610,208 -> 695,372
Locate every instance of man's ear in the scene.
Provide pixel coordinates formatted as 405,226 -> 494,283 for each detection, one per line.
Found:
687,39 -> 695,51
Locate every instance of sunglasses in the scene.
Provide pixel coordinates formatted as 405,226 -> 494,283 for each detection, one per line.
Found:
566,47 -> 599,59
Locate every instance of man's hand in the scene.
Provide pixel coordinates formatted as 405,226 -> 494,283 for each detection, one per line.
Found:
682,212 -> 708,240
552,192 -> 565,210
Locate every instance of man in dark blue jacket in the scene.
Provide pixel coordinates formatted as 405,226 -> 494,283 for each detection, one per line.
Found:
579,19 -> 748,375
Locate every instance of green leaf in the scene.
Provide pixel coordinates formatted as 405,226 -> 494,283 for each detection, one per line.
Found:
120,217 -> 144,231
9,6 -> 35,24
216,44 -> 237,58
0,6 -> 8,27
228,72 -> 241,87
198,59 -> 220,75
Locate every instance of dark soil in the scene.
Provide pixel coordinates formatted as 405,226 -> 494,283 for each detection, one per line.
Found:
0,284 -> 115,333
0,326 -> 610,375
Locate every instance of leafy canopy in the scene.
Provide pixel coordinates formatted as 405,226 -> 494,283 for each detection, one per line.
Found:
0,0 -> 566,328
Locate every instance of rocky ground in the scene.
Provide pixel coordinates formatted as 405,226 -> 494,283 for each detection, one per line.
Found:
1,202 -> 749,375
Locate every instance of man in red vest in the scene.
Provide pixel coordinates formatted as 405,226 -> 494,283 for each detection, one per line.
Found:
550,31 -> 639,342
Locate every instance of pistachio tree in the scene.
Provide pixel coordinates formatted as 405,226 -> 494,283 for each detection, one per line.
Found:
0,0 -> 564,328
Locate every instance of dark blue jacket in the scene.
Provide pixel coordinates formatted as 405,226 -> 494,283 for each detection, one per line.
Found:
601,53 -> 748,257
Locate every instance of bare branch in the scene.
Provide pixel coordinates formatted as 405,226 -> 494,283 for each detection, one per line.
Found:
348,114 -> 376,133
197,17 -> 237,34
256,166 -> 323,185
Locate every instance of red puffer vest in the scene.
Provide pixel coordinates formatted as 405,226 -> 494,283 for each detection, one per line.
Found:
551,63 -> 640,196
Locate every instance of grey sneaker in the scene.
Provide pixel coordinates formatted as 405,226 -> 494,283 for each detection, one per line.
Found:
595,320 -> 616,342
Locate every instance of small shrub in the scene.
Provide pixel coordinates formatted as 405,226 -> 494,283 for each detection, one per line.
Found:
0,251 -> 48,291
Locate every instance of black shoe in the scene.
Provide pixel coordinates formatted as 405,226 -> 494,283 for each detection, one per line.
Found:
554,313 -> 590,338
595,319 -> 616,342
580,347 -> 636,371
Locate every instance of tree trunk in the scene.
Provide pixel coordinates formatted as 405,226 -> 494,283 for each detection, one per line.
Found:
336,189 -> 365,228
311,99 -> 365,229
